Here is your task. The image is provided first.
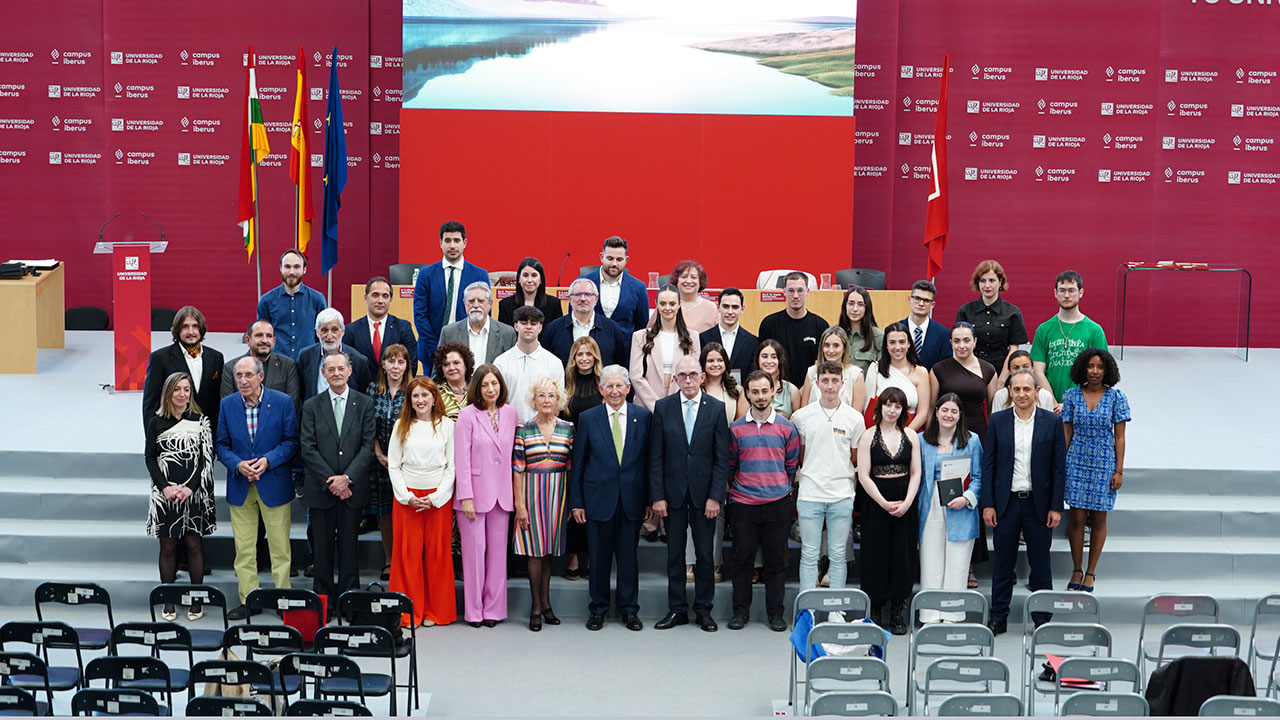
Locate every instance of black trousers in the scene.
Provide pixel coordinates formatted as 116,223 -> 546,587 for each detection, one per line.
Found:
729,497 -> 790,618
310,502 -> 361,610
666,498 -> 715,615
990,493 -> 1053,623
858,476 -> 918,612
585,502 -> 641,617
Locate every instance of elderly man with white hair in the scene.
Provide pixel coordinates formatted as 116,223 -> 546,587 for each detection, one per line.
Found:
544,277 -> 631,368
297,307 -> 374,402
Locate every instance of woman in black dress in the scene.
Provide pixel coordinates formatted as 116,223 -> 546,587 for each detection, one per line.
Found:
954,260 -> 1027,379
855,386 -> 922,635
497,257 -> 563,331
145,371 -> 216,621
562,336 -> 603,579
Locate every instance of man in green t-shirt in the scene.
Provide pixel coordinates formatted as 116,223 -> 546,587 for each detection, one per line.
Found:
1030,270 -> 1108,408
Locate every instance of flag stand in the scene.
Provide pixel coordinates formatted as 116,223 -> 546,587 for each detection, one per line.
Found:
253,163 -> 263,298
326,271 -> 332,306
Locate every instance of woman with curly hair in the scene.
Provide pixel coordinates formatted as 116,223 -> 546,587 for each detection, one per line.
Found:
670,259 -> 718,333
432,341 -> 475,420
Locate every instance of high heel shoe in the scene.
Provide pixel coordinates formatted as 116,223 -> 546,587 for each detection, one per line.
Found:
1081,572 -> 1095,593
541,608 -> 560,625
529,613 -> 542,632
161,604 -> 177,621
1067,568 -> 1084,591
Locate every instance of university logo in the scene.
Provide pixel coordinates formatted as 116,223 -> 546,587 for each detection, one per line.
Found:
1165,69 -> 1178,83
1098,169 -> 1112,182
49,151 -> 62,164
1163,136 -> 1175,149
964,167 -> 978,180
110,51 -> 122,64
111,118 -> 123,131
900,65 -> 914,78
177,152 -> 190,165
1101,102 -> 1114,115
1034,68 -> 1048,81
898,132 -> 911,145
310,87 -> 322,101
311,153 -> 322,167
370,55 -> 382,68
369,122 -> 382,135
1231,104 -> 1244,117
124,256 -> 139,270
966,100 -> 979,113
177,86 -> 190,99
48,85 -> 60,98
1033,135 -> 1046,148
1228,171 -> 1241,184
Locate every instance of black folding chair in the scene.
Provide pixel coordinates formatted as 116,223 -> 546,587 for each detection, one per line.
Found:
221,625 -> 304,699
70,687 -> 161,716
0,685 -> 40,716
185,696 -> 274,717
148,584 -> 229,653
246,588 -> 324,625
285,698 -> 372,716
109,623 -> 193,706
84,656 -> 172,714
0,652 -> 55,714
336,589 -> 419,712
34,582 -> 115,652
0,621 -> 83,698
279,653 -> 364,707
313,626 -> 397,715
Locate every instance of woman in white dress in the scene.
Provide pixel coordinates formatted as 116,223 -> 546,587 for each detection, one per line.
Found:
863,323 -> 931,432
798,326 -> 867,412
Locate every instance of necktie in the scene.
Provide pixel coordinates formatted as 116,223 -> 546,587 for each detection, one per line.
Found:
333,396 -> 345,438
913,326 -> 924,356
442,266 -> 457,327
611,410 -> 624,462
684,399 -> 696,443
372,321 -> 382,363
186,343 -> 201,359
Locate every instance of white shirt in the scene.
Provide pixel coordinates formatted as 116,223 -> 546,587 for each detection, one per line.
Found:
792,401 -> 864,503
679,391 -> 702,434
908,315 -> 929,346
493,344 -> 564,422
571,312 -> 596,341
717,324 -> 738,359
182,346 -> 204,392
749,408 -> 779,429
387,416 -> 455,507
992,386 -> 1056,412
367,316 -> 386,352
441,258 -> 465,324
599,275 -> 622,318
659,331 -> 678,375
1011,409 -> 1035,492
466,318 -> 490,364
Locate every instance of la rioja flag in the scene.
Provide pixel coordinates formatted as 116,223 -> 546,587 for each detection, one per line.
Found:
923,53 -> 950,281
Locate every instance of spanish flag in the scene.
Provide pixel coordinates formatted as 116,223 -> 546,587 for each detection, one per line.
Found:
289,47 -> 314,254
237,46 -> 270,261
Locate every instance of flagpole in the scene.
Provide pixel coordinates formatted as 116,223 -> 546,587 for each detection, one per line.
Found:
327,271 -> 332,306
253,163 -> 263,298
294,186 -> 299,251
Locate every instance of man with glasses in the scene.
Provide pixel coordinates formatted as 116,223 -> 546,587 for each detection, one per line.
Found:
1031,270 -> 1107,408
896,279 -> 952,370
545,277 -> 630,367
757,272 -> 829,387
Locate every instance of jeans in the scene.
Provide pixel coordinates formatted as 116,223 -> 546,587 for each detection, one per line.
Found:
797,498 -> 854,590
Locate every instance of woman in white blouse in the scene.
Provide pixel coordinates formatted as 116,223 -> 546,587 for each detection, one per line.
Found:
388,377 -> 456,627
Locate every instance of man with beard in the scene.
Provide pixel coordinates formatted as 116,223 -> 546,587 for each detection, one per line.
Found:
439,281 -> 515,366
297,308 -> 373,403
142,305 -> 224,432
413,220 -> 489,365
256,249 -> 327,362
220,320 -> 302,409
584,235 -> 650,337
1031,271 -> 1108,409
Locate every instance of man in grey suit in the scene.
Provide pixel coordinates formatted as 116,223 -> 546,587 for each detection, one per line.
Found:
299,351 -> 376,614
438,281 -> 516,365
220,320 -> 302,409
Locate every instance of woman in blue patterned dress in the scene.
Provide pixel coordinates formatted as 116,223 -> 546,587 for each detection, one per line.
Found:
368,344 -> 415,580
513,375 -> 575,631
1062,349 -> 1130,593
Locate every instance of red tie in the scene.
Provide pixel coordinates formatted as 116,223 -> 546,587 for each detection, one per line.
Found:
372,321 -> 382,362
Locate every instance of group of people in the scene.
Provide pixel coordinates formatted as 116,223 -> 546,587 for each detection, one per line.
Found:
141,223 -> 1131,637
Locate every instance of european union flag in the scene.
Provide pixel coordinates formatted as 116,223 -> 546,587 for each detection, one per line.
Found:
321,46 -> 347,277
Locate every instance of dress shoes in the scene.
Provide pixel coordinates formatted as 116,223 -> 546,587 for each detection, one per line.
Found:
622,613 -> 643,631
585,614 -> 605,631
654,612 -> 689,630
227,604 -> 261,621
541,608 -> 561,625
727,614 -> 749,630
768,615 -> 788,632
988,618 -> 1008,636
467,621 -> 483,628
480,619 -> 499,628
695,613 -> 718,632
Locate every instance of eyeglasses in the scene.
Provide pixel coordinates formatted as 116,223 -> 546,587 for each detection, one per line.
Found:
569,292 -> 597,298
1056,287 -> 1080,296
909,295 -> 935,304
674,372 -> 701,381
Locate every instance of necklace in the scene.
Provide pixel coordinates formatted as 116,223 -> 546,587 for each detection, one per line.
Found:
819,402 -> 840,422
1056,316 -> 1078,344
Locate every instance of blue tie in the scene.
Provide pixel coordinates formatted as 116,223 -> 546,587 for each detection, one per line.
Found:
913,326 -> 924,356
684,399 -> 696,443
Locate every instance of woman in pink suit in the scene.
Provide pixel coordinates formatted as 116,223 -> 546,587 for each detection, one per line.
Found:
628,284 -> 700,411
453,363 -> 519,627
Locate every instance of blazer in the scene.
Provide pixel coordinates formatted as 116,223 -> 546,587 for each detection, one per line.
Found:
296,343 -> 373,403
215,388 -> 299,508
544,312 -> 630,368
438,317 -> 517,366
569,402 -> 651,522
452,403 -> 518,513
647,392 -> 730,509
918,432 -> 983,543
142,342 -> 225,432
299,388 -> 376,510
344,314 -> 419,375
496,293 -> 563,331
896,317 -> 953,370
585,269 -> 650,337
979,407 -> 1066,521
220,352 -> 301,410
628,328 -> 700,411
412,259 -> 489,364
698,325 -> 758,381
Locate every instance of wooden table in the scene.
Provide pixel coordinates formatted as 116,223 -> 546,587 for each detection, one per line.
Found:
353,284 -> 910,340
0,264 -> 65,373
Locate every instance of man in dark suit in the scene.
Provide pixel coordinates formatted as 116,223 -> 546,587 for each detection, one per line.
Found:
345,276 -> 419,375
297,308 -> 373,402
438,281 -> 516,365
569,364 -> 652,631
220,320 -> 301,409
585,235 -> 650,337
981,369 -> 1067,634
698,287 -> 758,383
299,351 -> 376,613
412,220 -> 489,366
215,356 -> 299,619
142,305 -> 224,432
649,356 -> 730,632
897,279 -> 953,370
544,277 -> 630,367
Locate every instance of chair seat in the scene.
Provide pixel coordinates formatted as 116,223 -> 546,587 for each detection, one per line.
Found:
75,626 -> 112,650
320,674 -> 393,696
121,668 -> 189,692
1143,639 -> 1214,661
915,678 -> 993,694
10,666 -> 80,691
1254,635 -> 1279,659
252,673 -> 302,694
916,643 -> 984,657
810,678 -> 884,693
1,702 -> 46,717
187,628 -> 225,651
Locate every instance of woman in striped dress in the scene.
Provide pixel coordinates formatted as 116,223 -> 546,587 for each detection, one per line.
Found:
512,375 -> 575,631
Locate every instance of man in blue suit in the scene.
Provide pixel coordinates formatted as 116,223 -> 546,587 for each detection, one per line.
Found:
216,356 -> 300,619
585,235 -> 650,337
569,365 -> 652,632
980,369 -> 1067,634
544,277 -> 630,367
412,220 -> 489,365
346,276 -> 419,374
897,279 -> 953,370
649,356 -> 730,632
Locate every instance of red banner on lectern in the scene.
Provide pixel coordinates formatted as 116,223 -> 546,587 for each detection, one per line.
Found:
113,246 -> 151,391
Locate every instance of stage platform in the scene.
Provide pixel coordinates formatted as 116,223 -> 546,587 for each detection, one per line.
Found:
0,332 -> 1275,715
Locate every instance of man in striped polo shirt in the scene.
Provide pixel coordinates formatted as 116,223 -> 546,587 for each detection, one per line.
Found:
726,370 -> 801,632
